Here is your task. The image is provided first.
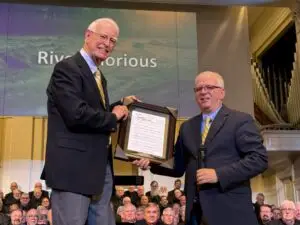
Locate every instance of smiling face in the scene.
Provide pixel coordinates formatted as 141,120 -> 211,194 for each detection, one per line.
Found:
84,19 -> 119,65
194,71 -> 225,113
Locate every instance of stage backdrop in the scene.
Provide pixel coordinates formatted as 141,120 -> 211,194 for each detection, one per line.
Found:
0,3 -> 198,117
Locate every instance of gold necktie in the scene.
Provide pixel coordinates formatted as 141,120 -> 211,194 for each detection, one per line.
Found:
94,69 -> 106,108
202,117 -> 211,143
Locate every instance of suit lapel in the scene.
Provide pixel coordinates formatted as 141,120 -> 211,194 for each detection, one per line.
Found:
74,52 -> 108,110
189,114 -> 202,159
204,105 -> 229,146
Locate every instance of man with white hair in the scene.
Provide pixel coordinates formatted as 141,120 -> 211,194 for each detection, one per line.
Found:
41,17 -> 138,225
134,71 -> 268,225
268,200 -> 300,225
161,207 -> 175,225
123,196 -> 132,206
120,203 -> 136,223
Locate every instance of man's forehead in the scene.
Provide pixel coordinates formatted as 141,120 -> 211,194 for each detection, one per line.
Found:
94,23 -> 118,35
196,75 -> 218,84
282,203 -> 294,208
28,210 -> 37,215
146,208 -> 158,212
12,211 -> 22,215
163,209 -> 173,214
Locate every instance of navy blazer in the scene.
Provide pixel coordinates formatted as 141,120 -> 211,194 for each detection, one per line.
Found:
41,52 -> 121,195
151,105 -> 268,225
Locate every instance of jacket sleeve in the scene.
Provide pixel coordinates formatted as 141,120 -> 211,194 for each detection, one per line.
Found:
110,100 -> 123,112
48,61 -> 118,133
215,114 -> 268,191
150,126 -> 187,178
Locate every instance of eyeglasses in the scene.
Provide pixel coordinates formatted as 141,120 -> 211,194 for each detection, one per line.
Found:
194,85 -> 222,93
281,208 -> 295,212
88,30 -> 117,46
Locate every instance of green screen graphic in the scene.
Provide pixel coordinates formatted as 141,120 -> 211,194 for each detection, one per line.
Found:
0,4 -> 198,117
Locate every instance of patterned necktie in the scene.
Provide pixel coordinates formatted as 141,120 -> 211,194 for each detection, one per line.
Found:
202,117 -> 211,144
94,69 -> 106,108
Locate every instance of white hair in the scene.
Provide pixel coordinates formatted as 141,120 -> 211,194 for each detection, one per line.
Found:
87,18 -> 119,34
280,200 -> 296,209
124,203 -> 136,211
117,206 -> 124,216
196,71 -> 225,88
162,207 -> 174,215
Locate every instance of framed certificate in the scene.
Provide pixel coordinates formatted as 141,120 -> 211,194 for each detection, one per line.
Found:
114,102 -> 177,167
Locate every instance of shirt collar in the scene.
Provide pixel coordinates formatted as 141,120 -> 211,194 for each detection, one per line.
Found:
202,105 -> 222,122
80,48 -> 98,74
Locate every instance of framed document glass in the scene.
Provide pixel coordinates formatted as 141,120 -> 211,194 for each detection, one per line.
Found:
114,102 -> 177,168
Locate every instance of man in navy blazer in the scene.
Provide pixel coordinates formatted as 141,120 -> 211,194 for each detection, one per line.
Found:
134,71 -> 268,225
41,18 -> 138,225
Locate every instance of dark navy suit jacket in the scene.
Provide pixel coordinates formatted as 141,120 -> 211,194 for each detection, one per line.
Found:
151,105 -> 268,225
41,52 -> 121,195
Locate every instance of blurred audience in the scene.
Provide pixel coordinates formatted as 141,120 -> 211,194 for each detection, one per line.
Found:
267,200 -> 300,225
3,179 -> 300,225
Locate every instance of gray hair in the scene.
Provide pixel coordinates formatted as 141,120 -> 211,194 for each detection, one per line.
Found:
87,18 -> 119,35
280,200 -> 296,210
196,71 -> 225,88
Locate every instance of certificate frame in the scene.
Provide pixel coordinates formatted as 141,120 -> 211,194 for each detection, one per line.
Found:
114,102 -> 177,167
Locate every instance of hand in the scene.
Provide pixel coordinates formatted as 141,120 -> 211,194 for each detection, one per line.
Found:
112,105 -> 128,120
196,168 -> 218,185
132,158 -> 150,170
122,95 -> 141,106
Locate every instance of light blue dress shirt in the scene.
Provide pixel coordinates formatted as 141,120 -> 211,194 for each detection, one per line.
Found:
80,48 -> 98,74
